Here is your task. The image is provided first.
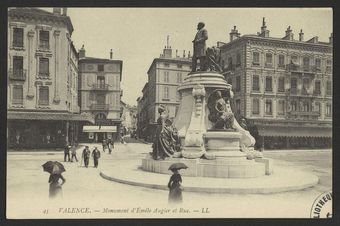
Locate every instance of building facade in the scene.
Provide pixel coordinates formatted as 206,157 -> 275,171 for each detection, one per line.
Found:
220,19 -> 332,149
137,46 -> 192,141
120,101 -> 137,134
7,7 -> 93,149
77,47 -> 123,142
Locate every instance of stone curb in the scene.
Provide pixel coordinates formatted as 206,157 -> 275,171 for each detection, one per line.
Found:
100,167 -> 319,194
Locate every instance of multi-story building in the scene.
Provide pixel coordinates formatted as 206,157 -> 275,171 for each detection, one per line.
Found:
7,7 -> 93,149
77,47 -> 123,142
137,45 -> 192,141
220,18 -> 332,149
120,101 -> 137,134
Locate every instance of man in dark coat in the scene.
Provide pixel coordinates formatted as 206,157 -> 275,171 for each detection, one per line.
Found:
192,22 -> 208,72
64,144 -> 71,162
82,146 -> 91,168
92,147 -> 101,168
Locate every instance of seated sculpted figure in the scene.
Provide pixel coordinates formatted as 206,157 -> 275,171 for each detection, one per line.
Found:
208,90 -> 235,130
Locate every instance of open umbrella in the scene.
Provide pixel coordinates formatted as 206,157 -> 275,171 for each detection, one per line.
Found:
42,161 -> 66,174
168,162 -> 188,171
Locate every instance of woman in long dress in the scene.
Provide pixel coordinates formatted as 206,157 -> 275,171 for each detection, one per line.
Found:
168,169 -> 183,203
48,172 -> 66,199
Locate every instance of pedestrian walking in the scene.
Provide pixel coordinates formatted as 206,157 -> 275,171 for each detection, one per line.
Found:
102,139 -> 107,152
108,139 -> 114,154
82,146 -> 91,168
64,144 -> 71,162
92,147 -> 101,168
42,161 -> 66,199
167,163 -> 188,204
70,144 -> 78,162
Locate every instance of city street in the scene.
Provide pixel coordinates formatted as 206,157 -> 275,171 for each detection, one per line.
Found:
7,138 -> 332,218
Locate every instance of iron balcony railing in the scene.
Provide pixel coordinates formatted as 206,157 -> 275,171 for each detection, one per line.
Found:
91,83 -> 109,91
289,111 -> 320,117
90,104 -> 110,110
8,69 -> 26,81
286,64 -> 318,73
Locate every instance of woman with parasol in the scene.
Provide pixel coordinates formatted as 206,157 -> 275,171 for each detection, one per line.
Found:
42,161 -> 66,199
167,163 -> 188,204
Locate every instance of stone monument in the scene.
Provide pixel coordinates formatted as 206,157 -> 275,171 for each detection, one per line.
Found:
142,22 -> 270,178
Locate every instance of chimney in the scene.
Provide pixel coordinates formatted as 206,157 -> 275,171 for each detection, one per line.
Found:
176,49 -> 179,57
62,8 -> 67,16
283,26 -> 294,41
329,33 -> 333,44
188,51 -> 191,58
110,49 -> 113,59
259,17 -> 270,38
79,45 -> 85,59
229,26 -> 240,42
183,50 -> 186,58
53,8 -> 61,15
299,29 -> 304,41
163,36 -> 172,58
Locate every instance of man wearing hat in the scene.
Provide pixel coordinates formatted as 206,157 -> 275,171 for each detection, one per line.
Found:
192,22 -> 208,72
92,146 -> 101,168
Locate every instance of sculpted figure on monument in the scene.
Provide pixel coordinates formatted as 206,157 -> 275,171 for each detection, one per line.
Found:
192,22 -> 208,72
205,47 -> 222,73
208,90 -> 235,130
151,105 -> 180,160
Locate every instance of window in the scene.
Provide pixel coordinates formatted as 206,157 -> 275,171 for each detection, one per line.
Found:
326,81 -> 332,95
302,78 -> 310,95
38,86 -> 49,105
252,52 -> 260,65
326,60 -> 332,73
291,78 -> 297,94
176,73 -> 182,83
39,30 -> 49,50
177,64 -> 182,68
265,100 -> 272,115
326,103 -> 332,117
291,55 -> 298,64
314,80 -> 321,94
265,53 -> 273,66
236,53 -> 241,67
314,102 -> 320,114
97,76 -> 105,88
265,76 -> 272,92
291,100 -> 297,111
303,57 -> 310,67
164,63 -> 170,67
315,58 -> 321,69
278,77 -> 285,92
12,85 -> 23,104
13,56 -> 24,78
163,86 -> 169,99
164,71 -> 169,83
98,64 -> 104,72
235,76 -> 241,92
278,55 -> 285,67
227,78 -> 232,86
39,58 -> 49,76
252,75 -> 260,92
252,99 -> 259,115
235,99 -> 241,115
13,28 -> 23,47
277,100 -> 285,115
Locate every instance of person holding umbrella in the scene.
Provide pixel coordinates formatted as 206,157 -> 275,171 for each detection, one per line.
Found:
168,162 -> 188,204
42,161 -> 66,199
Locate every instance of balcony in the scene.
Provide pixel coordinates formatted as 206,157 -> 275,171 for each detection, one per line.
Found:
38,42 -> 50,51
9,69 -> 26,81
287,110 -> 320,120
91,83 -> 109,91
90,104 -> 110,111
286,64 -> 318,74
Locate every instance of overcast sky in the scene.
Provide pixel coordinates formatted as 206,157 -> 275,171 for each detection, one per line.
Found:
46,8 -> 332,106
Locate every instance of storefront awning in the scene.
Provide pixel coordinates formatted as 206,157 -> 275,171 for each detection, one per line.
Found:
7,111 -> 95,123
258,126 -> 332,138
83,125 -> 117,133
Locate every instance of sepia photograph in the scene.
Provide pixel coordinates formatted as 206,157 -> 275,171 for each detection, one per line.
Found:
5,7 -> 333,219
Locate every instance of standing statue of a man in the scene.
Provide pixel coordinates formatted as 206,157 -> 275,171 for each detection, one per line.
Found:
192,22 -> 208,72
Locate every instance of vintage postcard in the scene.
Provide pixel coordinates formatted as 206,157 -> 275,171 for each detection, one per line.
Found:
6,7 -> 332,219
